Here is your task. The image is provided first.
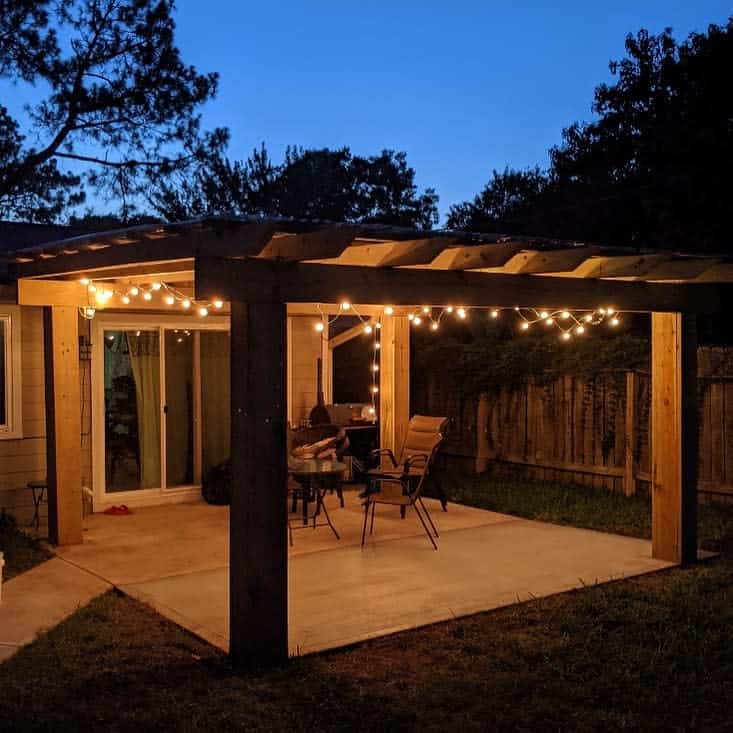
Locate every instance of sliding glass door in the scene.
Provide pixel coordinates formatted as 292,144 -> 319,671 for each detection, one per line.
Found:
95,317 -> 229,504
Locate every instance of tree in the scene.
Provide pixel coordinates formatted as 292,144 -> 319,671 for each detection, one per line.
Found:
446,167 -> 548,233
451,21 -> 733,252
149,145 -> 440,229
0,0 -> 222,222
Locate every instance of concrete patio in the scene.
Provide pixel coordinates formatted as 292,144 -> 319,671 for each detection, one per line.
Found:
56,492 -> 673,656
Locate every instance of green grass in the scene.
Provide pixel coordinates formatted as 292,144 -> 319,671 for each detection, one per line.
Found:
2,481 -> 733,731
435,470 -> 733,550
0,512 -> 53,580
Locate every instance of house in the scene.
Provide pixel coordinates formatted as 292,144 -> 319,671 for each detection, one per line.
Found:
0,215 -> 727,665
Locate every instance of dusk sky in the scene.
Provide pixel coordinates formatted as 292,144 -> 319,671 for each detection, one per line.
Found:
7,1 -> 732,221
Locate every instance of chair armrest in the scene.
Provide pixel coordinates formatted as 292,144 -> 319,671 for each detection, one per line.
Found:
403,453 -> 428,475
369,448 -> 398,468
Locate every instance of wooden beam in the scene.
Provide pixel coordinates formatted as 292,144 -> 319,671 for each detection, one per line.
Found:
13,221 -> 277,278
229,300 -> 288,666
195,256 -> 732,315
376,238 -> 453,267
623,371 -> 637,497
43,306 -> 82,546
379,315 -> 410,456
258,227 -> 357,261
564,254 -> 670,279
328,320 -> 374,350
19,279 -> 89,307
427,242 -> 522,270
651,312 -> 698,563
486,247 -> 600,275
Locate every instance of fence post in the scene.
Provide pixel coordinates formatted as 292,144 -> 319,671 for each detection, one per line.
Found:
624,370 -> 637,496
476,393 -> 490,474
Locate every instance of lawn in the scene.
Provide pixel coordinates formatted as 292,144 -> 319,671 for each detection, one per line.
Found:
1,479 -> 733,732
0,512 -> 53,580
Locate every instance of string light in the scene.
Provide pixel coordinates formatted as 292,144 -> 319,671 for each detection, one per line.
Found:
314,321 -> 325,333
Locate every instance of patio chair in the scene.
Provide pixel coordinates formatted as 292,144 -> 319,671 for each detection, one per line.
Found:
366,415 -> 449,510
361,452 -> 440,550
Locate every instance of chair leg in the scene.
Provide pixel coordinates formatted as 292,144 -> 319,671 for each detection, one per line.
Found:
319,494 -> 340,540
369,501 -> 376,535
432,474 -> 449,512
288,521 -> 293,547
413,503 -> 438,550
418,497 -> 439,538
361,499 -> 370,547
337,483 -> 344,508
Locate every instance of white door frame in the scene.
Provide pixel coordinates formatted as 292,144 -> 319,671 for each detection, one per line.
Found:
91,312 -> 228,510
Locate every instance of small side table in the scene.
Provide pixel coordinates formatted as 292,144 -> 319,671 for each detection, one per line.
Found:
26,480 -> 47,531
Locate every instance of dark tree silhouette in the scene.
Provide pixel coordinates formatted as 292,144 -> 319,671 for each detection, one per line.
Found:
149,145 -> 440,229
0,0 -> 223,221
450,21 -> 733,252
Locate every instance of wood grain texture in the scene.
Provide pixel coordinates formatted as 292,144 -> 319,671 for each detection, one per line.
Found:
379,315 -> 410,457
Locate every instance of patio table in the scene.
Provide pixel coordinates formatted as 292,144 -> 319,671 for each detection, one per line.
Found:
288,459 -> 346,540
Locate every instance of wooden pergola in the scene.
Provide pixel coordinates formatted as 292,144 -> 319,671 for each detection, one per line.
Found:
4,215 -> 732,666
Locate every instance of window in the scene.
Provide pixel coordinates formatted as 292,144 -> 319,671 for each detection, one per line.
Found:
0,306 -> 22,439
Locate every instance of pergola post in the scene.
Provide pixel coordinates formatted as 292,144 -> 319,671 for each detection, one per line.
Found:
43,306 -> 83,546
379,314 -> 410,455
651,312 -> 698,564
229,300 -> 288,666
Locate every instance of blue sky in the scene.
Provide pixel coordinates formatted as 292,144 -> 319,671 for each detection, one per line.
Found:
5,1 -> 732,221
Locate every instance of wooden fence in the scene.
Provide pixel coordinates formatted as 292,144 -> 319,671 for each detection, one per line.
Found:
412,347 -> 733,498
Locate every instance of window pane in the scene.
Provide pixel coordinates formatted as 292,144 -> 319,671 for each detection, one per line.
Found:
0,320 -> 6,426
104,330 -> 161,491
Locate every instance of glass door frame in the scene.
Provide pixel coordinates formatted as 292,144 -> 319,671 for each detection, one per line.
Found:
91,313 -> 229,509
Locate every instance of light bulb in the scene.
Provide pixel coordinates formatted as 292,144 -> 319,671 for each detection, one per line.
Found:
430,322 -> 439,331
151,282 -> 162,291
213,299 -> 224,309
457,307 -> 467,319
364,324 -> 373,335
121,295 -> 131,305
422,306 -> 430,314
372,364 -> 379,372
79,277 -> 90,286
182,299 -> 191,309
446,306 -> 454,314
314,321 -> 325,333
607,307 -> 615,315
561,331 -> 572,341
371,386 -> 379,394
143,291 -> 153,301
540,311 -> 549,319
576,325 -> 585,335
545,318 -> 554,326
198,307 -> 209,317
340,301 -> 351,311
598,307 -> 606,315
584,314 -> 593,323
520,322 -> 530,331
375,343 -> 381,350
130,286 -> 139,297
408,313 -> 415,321
560,311 -> 571,320
384,306 -> 394,316
490,309 -> 499,318
88,284 -> 97,294
375,322 -> 381,330
413,316 -> 422,326
610,317 -> 620,327
84,307 -> 96,318
164,295 -> 175,306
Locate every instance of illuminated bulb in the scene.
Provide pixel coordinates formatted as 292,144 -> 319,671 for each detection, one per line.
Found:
88,284 -> 97,294
561,311 -> 570,320
84,307 -> 96,318
545,318 -> 554,326
182,299 -> 191,309
384,306 -> 394,316
164,295 -> 175,306
598,307 -> 606,315
375,322 -> 381,330
520,321 -> 530,331
408,313 -> 415,321
610,317 -> 620,327
121,295 -> 131,305
372,364 -> 379,372
314,321 -> 325,333
562,332 -> 572,341
371,386 -> 379,394
584,314 -> 593,323
607,307 -> 615,315
576,325 -> 586,335
540,311 -> 549,319
490,309 -> 499,318
79,277 -> 90,286
422,306 -> 430,314
457,307 -> 467,319
375,343 -> 381,350
198,307 -> 209,317
130,286 -> 139,297
430,322 -> 439,331
107,334 -> 115,342
143,291 -> 152,301
514,306 -> 520,311
151,282 -> 162,291
340,301 -> 351,311
413,316 -> 422,326
135,330 -> 141,337
368,407 -> 376,415
364,324 -> 373,335
446,306 -> 454,314
213,300 -> 224,309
